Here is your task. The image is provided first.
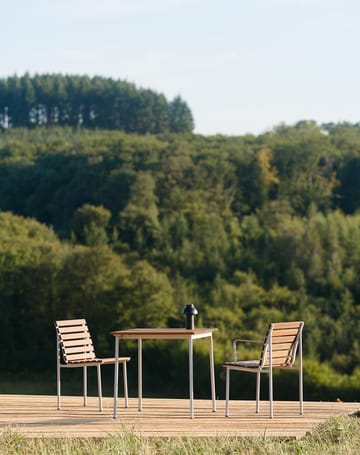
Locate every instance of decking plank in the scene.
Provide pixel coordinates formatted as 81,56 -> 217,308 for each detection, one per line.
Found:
0,395 -> 358,438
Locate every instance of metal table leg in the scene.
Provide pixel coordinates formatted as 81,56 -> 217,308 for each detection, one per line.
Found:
138,338 -> 142,411
210,334 -> 216,412
113,337 -> 119,419
189,336 -> 194,419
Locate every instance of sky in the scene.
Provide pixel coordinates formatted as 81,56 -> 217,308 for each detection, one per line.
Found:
2,0 -> 360,136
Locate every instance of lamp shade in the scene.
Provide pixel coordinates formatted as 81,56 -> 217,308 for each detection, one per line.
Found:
181,304 -> 198,315
181,304 -> 198,329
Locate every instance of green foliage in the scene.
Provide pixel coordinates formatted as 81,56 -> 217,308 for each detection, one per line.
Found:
0,73 -> 194,134
0,212 -> 66,371
71,204 -> 111,246
1,122 -> 360,398
119,172 -> 160,250
121,260 -> 175,328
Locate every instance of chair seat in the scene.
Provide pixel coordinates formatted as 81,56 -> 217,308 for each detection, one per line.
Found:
98,357 -> 131,365
65,356 -> 130,366
67,359 -> 102,365
224,360 -> 260,368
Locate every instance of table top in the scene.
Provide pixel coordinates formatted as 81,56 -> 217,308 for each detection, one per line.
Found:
111,327 -> 217,340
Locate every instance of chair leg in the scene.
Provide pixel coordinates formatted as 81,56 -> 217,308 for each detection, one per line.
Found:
299,333 -> 304,415
269,368 -> 273,419
83,366 -> 87,406
256,371 -> 260,413
57,364 -> 61,410
299,364 -> 304,415
123,361 -> 129,408
225,367 -> 230,417
97,364 -> 103,412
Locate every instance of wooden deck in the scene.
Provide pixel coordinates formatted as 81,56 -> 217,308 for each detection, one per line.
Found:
0,394 -> 358,439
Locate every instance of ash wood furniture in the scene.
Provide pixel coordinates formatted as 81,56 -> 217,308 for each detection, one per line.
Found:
55,319 -> 130,411
111,328 -> 217,419
223,321 -> 304,419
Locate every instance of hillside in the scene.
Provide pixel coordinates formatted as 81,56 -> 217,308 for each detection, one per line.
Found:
0,122 -> 360,399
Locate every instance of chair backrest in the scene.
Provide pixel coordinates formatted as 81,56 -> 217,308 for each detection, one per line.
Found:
260,321 -> 304,368
55,319 -> 96,364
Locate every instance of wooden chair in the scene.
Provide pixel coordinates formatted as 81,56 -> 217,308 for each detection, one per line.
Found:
55,319 -> 130,411
223,321 -> 304,419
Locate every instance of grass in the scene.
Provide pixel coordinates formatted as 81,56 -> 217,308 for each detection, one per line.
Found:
0,415 -> 359,455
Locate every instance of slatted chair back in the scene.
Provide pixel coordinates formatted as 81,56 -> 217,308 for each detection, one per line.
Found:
55,319 -> 97,364
260,321 -> 303,368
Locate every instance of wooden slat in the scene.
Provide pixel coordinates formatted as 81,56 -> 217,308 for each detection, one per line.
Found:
64,346 -> 95,355
65,352 -> 96,362
57,326 -> 88,334
266,349 -> 292,358
56,319 -> 86,327
100,357 -> 130,364
263,362 -> 290,367
265,351 -> 291,358
60,333 -> 90,341
264,358 -> 291,366
268,359 -> 290,366
270,342 -> 294,351
271,335 -> 297,343
61,337 -> 93,347
64,360 -> 102,366
272,329 -> 299,337
272,322 -> 302,330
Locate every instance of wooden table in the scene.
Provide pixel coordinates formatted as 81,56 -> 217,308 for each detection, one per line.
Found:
111,328 -> 217,419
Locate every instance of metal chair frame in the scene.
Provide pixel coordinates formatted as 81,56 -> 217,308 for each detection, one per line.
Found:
55,319 -> 129,412
224,321 -> 304,419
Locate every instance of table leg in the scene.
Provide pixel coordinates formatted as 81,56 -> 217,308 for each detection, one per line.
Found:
113,337 -> 119,419
138,337 -> 142,411
189,337 -> 194,419
210,334 -> 216,412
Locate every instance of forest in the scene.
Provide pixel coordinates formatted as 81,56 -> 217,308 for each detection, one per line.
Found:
0,74 -> 194,133
1,121 -> 360,401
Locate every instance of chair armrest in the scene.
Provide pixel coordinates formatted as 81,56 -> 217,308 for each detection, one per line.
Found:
233,338 -> 262,362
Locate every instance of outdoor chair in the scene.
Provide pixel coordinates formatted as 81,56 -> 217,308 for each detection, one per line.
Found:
223,321 -> 304,419
55,318 -> 130,411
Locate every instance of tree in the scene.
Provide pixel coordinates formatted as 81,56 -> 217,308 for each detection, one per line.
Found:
121,260 -> 175,328
0,74 -> 194,133
57,244 -> 131,352
337,156 -> 360,214
71,204 -> 111,246
0,212 -> 65,372
241,147 -> 280,211
168,95 -> 194,133
119,172 -> 160,250
268,122 -> 339,214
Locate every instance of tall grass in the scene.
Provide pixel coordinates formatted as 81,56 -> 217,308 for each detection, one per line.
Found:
0,415 -> 359,455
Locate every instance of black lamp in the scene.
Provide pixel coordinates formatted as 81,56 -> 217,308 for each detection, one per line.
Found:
181,304 -> 198,329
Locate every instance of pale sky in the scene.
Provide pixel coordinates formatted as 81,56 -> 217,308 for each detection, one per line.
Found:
2,0 -> 360,135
